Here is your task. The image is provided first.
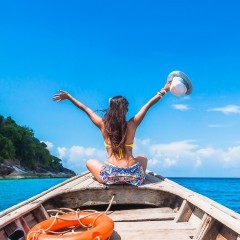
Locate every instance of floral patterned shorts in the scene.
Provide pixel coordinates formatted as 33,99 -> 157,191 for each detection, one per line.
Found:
100,162 -> 145,186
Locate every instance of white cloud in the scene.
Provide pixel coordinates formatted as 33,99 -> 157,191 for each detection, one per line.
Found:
150,140 -> 198,156
68,146 -> 96,158
42,141 -> 54,150
44,144 -> 106,173
195,159 -> 202,168
148,158 -> 159,167
196,147 -> 216,157
134,138 -> 240,176
134,138 -> 150,151
141,138 -> 151,146
57,147 -> 68,159
59,146 -> 106,173
148,157 -> 176,168
47,137 -> 240,177
163,158 -> 176,167
171,104 -> 190,111
148,140 -> 198,170
221,146 -> 240,164
208,105 -> 240,115
208,124 -> 225,128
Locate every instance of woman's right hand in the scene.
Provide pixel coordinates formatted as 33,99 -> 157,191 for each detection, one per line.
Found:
163,81 -> 171,92
52,90 -> 70,102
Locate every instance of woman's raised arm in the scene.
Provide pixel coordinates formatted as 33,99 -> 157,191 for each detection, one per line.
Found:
52,90 -> 103,129
131,82 -> 171,127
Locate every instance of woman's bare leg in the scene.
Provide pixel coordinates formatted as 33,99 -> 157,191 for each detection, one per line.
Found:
135,155 -> 148,172
86,159 -> 105,183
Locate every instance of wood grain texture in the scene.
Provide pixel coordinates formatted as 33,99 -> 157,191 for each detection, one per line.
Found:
1,170 -> 240,240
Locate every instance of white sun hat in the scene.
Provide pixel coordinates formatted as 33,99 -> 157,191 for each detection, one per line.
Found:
167,71 -> 192,97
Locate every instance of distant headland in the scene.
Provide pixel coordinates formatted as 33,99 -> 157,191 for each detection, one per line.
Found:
0,161 -> 75,179
0,115 -> 76,179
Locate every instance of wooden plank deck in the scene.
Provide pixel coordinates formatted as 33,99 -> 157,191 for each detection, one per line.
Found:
108,207 -> 177,222
1,170 -> 240,239
107,206 -> 195,239
111,221 -> 195,240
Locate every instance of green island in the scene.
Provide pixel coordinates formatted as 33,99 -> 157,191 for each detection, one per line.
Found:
0,115 -> 75,179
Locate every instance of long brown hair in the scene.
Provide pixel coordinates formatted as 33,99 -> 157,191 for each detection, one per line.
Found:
103,96 -> 129,157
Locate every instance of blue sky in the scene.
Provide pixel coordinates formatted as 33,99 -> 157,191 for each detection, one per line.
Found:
1,0 -> 240,177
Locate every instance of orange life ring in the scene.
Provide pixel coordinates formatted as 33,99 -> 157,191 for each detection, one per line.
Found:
27,211 -> 114,240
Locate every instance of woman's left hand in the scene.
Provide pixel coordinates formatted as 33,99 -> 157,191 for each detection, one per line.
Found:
52,90 -> 70,102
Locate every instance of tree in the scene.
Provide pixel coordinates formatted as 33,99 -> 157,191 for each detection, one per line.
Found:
0,134 -> 15,160
0,115 -> 64,171
51,156 -> 63,169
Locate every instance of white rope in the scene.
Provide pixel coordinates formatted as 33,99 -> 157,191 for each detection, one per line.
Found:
28,194 -> 115,240
92,195 -> 115,227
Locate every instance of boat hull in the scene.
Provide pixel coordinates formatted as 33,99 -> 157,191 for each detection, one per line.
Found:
1,171 -> 240,240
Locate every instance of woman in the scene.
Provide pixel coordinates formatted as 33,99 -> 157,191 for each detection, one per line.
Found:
53,81 -> 171,186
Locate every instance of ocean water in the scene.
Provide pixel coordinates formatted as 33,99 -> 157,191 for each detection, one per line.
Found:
171,177 -> 240,214
0,178 -> 240,213
0,178 -> 67,212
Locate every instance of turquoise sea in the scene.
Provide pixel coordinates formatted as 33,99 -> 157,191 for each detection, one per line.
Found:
171,177 -> 240,214
0,178 -> 67,212
0,178 -> 240,213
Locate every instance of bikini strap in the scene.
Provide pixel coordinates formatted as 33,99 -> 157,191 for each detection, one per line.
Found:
104,141 -> 111,148
124,143 -> 134,147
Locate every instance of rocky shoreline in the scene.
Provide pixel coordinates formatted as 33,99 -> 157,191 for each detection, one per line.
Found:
0,163 -> 76,179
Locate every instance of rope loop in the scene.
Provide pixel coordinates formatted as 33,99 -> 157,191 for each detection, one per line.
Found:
27,195 -> 115,240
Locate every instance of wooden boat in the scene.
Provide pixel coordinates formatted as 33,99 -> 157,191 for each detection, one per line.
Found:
0,170 -> 240,240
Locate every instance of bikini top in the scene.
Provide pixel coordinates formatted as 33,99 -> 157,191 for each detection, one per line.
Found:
104,141 -> 134,159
